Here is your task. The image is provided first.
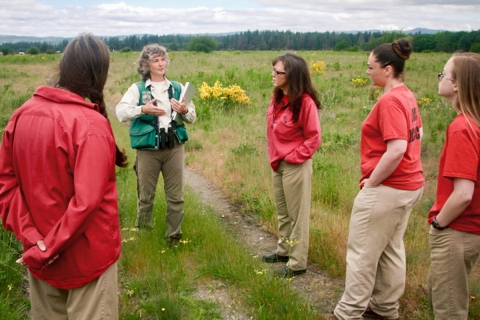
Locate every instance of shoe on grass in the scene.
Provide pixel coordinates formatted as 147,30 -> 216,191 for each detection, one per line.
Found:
262,253 -> 289,263
363,306 -> 399,320
274,266 -> 306,278
168,235 -> 182,248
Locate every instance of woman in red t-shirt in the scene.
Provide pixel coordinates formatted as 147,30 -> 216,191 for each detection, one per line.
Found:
329,39 -> 424,320
428,53 -> 480,320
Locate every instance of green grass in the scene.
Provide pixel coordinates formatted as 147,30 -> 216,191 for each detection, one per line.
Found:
0,229 -> 29,319
1,50 -> 480,318
116,177 -> 322,319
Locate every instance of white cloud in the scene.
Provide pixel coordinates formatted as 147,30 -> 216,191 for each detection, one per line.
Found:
0,0 -> 478,37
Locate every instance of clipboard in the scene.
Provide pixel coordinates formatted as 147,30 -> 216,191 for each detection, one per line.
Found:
179,82 -> 195,104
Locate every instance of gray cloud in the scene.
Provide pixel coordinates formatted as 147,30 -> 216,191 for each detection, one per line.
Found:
0,0 -> 478,37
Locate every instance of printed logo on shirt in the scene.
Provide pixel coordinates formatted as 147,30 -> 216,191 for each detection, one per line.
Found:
409,127 -> 421,142
409,107 -> 420,143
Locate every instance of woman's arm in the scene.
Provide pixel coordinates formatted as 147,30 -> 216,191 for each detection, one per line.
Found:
116,84 -> 144,122
0,121 -> 43,249
361,138 -> 407,187
434,178 -> 474,228
284,97 -> 321,164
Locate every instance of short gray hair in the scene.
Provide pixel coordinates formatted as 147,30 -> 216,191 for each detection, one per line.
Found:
137,44 -> 170,81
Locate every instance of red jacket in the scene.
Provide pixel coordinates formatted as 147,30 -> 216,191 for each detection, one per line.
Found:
267,94 -> 321,171
0,86 -> 121,289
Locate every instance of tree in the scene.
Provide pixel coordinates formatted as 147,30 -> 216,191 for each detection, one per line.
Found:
347,46 -> 359,52
1,45 -> 14,55
26,46 -> 40,55
470,43 -> 480,53
334,41 -> 350,51
187,36 -> 218,53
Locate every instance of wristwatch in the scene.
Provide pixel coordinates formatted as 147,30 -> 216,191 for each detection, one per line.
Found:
432,217 -> 447,230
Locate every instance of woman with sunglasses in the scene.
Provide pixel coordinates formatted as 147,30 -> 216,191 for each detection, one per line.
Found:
262,52 -> 321,278
328,39 -> 424,320
428,52 -> 480,319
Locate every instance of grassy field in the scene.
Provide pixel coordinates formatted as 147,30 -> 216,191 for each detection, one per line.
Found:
1,49 -> 479,319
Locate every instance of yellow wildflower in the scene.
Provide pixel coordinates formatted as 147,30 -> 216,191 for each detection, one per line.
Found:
311,61 -> 326,75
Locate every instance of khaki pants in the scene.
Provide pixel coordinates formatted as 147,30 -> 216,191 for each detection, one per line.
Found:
272,159 -> 312,271
428,227 -> 480,320
334,185 -> 423,320
29,262 -> 118,320
135,143 -> 184,238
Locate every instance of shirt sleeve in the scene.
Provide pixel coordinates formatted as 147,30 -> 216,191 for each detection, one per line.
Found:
443,128 -> 478,181
0,119 -> 44,250
116,83 -> 143,122
378,96 -> 409,141
284,96 -> 321,163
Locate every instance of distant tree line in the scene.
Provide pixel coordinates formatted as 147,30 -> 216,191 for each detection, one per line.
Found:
1,29 -> 480,55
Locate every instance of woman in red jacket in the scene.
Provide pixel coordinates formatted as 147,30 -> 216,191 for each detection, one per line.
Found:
262,52 -> 322,278
0,34 -> 127,319
428,52 -> 480,319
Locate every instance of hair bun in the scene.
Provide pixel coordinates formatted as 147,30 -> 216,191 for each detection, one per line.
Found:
392,39 -> 412,60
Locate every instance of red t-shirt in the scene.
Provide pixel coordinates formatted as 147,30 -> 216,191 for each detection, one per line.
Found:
360,85 -> 424,190
428,114 -> 480,234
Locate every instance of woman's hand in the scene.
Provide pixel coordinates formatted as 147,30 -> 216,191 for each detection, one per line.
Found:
16,240 -> 59,267
360,178 -> 377,188
170,98 -> 188,115
142,99 -> 166,116
435,178 -> 474,227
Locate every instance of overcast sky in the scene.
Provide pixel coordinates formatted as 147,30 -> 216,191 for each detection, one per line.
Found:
1,0 -> 478,38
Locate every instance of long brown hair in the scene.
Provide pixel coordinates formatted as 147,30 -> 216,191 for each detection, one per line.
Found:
55,34 -> 128,167
272,52 -> 321,122
451,52 -> 480,128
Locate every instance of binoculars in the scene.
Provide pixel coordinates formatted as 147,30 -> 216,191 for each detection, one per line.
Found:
159,128 -> 175,149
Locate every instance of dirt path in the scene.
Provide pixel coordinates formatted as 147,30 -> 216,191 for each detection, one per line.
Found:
184,167 -> 344,318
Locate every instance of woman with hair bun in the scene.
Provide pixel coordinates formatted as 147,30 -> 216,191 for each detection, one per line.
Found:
326,39 -> 424,320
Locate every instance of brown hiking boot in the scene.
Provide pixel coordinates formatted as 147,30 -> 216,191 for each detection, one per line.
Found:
363,307 -> 399,320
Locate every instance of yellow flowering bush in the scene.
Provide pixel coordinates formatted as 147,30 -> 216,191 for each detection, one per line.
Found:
350,76 -> 369,88
311,60 -> 326,75
417,97 -> 433,108
199,81 -> 250,105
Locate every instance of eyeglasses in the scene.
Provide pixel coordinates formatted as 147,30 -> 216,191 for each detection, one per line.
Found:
438,72 -> 455,82
273,69 -> 286,75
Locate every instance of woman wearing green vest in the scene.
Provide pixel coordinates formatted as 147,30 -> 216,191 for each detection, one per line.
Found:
116,44 -> 196,247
